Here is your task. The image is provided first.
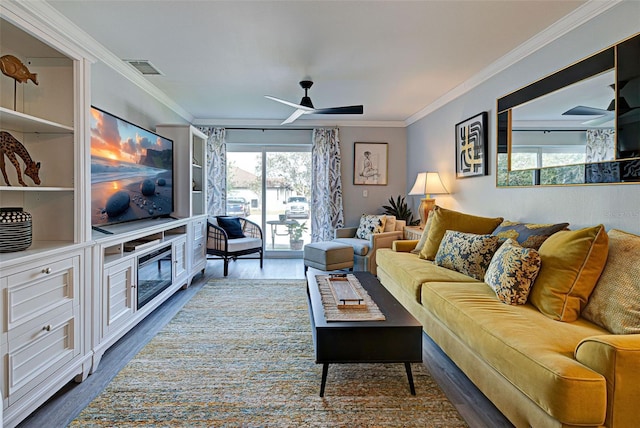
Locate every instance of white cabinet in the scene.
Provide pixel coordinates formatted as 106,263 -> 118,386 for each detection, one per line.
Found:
0,247 -> 90,427
101,258 -> 135,340
173,235 -> 188,281
0,16 -> 87,257
90,218 -> 192,373
155,125 -> 208,218
0,5 -> 91,427
190,215 -> 207,279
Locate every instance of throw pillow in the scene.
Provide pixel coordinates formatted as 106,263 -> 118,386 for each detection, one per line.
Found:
485,239 -> 542,305
355,214 -> 387,240
410,210 -> 434,254
419,206 -> 504,260
384,215 -> 397,232
529,225 -> 608,322
216,216 -> 245,239
434,231 -> 500,281
492,221 -> 569,250
582,229 -> 640,334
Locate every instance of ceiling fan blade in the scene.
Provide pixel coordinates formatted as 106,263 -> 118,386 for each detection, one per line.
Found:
313,105 -> 364,115
563,105 -> 610,116
281,108 -> 308,125
265,95 -> 314,111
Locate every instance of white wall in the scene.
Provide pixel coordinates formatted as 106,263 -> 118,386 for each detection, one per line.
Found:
407,1 -> 640,234
91,62 -> 188,131
339,126 -> 407,227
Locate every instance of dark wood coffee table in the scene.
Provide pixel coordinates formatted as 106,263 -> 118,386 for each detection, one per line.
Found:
306,269 -> 422,397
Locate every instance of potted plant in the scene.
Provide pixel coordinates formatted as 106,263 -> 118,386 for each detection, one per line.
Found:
382,195 -> 420,226
288,221 -> 308,250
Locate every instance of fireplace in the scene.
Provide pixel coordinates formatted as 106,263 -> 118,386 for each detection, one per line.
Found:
137,245 -> 173,309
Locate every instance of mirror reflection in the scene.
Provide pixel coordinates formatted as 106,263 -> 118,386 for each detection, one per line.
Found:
496,33 -> 640,187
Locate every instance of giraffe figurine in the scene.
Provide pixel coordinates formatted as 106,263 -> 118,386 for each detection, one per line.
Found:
0,131 -> 41,186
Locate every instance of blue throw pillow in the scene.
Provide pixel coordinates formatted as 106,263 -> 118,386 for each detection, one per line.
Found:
216,216 -> 245,239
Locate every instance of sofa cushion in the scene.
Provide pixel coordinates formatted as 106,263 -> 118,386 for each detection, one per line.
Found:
434,231 -> 500,280
383,215 -> 397,232
492,221 -> 569,250
355,214 -> 386,239
226,237 -> 262,252
419,206 -> 503,260
216,216 -> 245,239
410,211 -> 434,254
421,281 -> 608,425
376,248 -> 479,303
485,239 -> 541,305
333,237 -> 370,256
529,225 -> 608,322
582,229 -> 640,334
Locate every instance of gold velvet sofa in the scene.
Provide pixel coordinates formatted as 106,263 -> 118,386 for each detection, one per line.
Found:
375,207 -> 640,428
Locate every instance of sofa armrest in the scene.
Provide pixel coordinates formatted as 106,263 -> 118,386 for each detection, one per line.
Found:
392,240 -> 418,252
370,230 -> 404,250
335,227 -> 357,239
575,334 -> 640,428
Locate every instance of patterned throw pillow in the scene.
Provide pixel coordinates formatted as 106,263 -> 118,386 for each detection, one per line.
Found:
434,231 -> 500,281
582,229 -> 640,334
355,214 -> 387,240
420,206 -> 503,260
485,239 -> 542,305
492,221 -> 569,250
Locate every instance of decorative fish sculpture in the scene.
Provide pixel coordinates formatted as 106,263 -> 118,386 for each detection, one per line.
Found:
0,55 -> 38,85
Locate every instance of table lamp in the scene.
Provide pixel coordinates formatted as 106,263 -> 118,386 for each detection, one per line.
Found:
408,172 -> 448,227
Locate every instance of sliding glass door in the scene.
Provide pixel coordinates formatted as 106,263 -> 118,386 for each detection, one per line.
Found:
226,145 -> 311,256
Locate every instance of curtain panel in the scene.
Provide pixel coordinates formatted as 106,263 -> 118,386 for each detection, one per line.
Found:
198,127 -> 226,216
311,128 -> 345,242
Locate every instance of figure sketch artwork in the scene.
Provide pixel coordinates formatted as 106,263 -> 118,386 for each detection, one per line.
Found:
455,112 -> 488,178
354,142 -> 388,185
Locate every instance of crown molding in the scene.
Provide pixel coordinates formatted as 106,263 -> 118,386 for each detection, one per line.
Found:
192,118 -> 407,128
405,0 -> 623,126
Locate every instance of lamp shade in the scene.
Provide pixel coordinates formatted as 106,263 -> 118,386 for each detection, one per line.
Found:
408,172 -> 448,197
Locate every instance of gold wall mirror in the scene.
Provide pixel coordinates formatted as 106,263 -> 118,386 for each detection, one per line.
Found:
496,32 -> 640,187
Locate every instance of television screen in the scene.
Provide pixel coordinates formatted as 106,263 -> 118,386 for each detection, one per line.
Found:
90,106 -> 174,227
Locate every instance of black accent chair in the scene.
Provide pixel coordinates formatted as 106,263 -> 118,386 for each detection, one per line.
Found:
206,217 -> 264,276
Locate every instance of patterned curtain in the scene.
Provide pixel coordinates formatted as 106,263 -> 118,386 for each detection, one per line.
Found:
311,128 -> 344,242
198,127 -> 226,216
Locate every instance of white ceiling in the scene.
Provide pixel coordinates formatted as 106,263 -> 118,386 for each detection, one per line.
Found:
47,0 -> 593,126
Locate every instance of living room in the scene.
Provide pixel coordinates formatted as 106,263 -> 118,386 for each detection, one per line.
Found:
1,1 -> 639,427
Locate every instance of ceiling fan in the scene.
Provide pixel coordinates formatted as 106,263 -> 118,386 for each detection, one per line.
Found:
562,82 -> 632,126
265,80 -> 363,125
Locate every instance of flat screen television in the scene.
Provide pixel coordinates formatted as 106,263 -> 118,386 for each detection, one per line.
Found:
90,106 -> 174,227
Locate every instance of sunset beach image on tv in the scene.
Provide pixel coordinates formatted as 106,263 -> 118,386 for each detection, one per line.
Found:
90,106 -> 174,227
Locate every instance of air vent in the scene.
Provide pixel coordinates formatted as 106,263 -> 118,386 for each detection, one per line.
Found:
124,60 -> 163,75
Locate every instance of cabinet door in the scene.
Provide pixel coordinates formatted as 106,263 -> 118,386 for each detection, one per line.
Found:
102,258 -> 135,339
173,237 -> 187,281
191,218 -> 207,269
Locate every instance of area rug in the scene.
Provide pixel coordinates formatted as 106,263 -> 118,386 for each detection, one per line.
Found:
71,279 -> 467,427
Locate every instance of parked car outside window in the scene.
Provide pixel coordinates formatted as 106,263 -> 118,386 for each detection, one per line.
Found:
284,196 -> 309,219
226,197 -> 250,217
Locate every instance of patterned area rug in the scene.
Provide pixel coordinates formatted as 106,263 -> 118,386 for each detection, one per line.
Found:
71,279 -> 467,427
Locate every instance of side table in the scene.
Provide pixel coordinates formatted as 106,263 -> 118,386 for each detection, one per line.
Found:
404,225 -> 423,240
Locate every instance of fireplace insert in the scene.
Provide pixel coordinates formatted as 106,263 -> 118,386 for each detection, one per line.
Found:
137,245 -> 172,309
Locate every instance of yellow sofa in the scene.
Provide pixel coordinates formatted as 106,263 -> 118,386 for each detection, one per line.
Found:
376,221 -> 640,428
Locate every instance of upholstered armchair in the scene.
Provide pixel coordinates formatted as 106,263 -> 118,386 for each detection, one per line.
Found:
206,217 -> 263,276
333,215 -> 406,275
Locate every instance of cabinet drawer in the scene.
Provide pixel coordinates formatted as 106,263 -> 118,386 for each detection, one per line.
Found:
7,308 -> 79,404
6,256 -> 80,331
192,237 -> 205,260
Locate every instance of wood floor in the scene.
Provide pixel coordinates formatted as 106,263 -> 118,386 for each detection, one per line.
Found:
17,257 -> 512,428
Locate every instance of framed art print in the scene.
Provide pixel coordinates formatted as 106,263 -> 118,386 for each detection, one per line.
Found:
353,142 -> 388,185
455,112 -> 488,178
